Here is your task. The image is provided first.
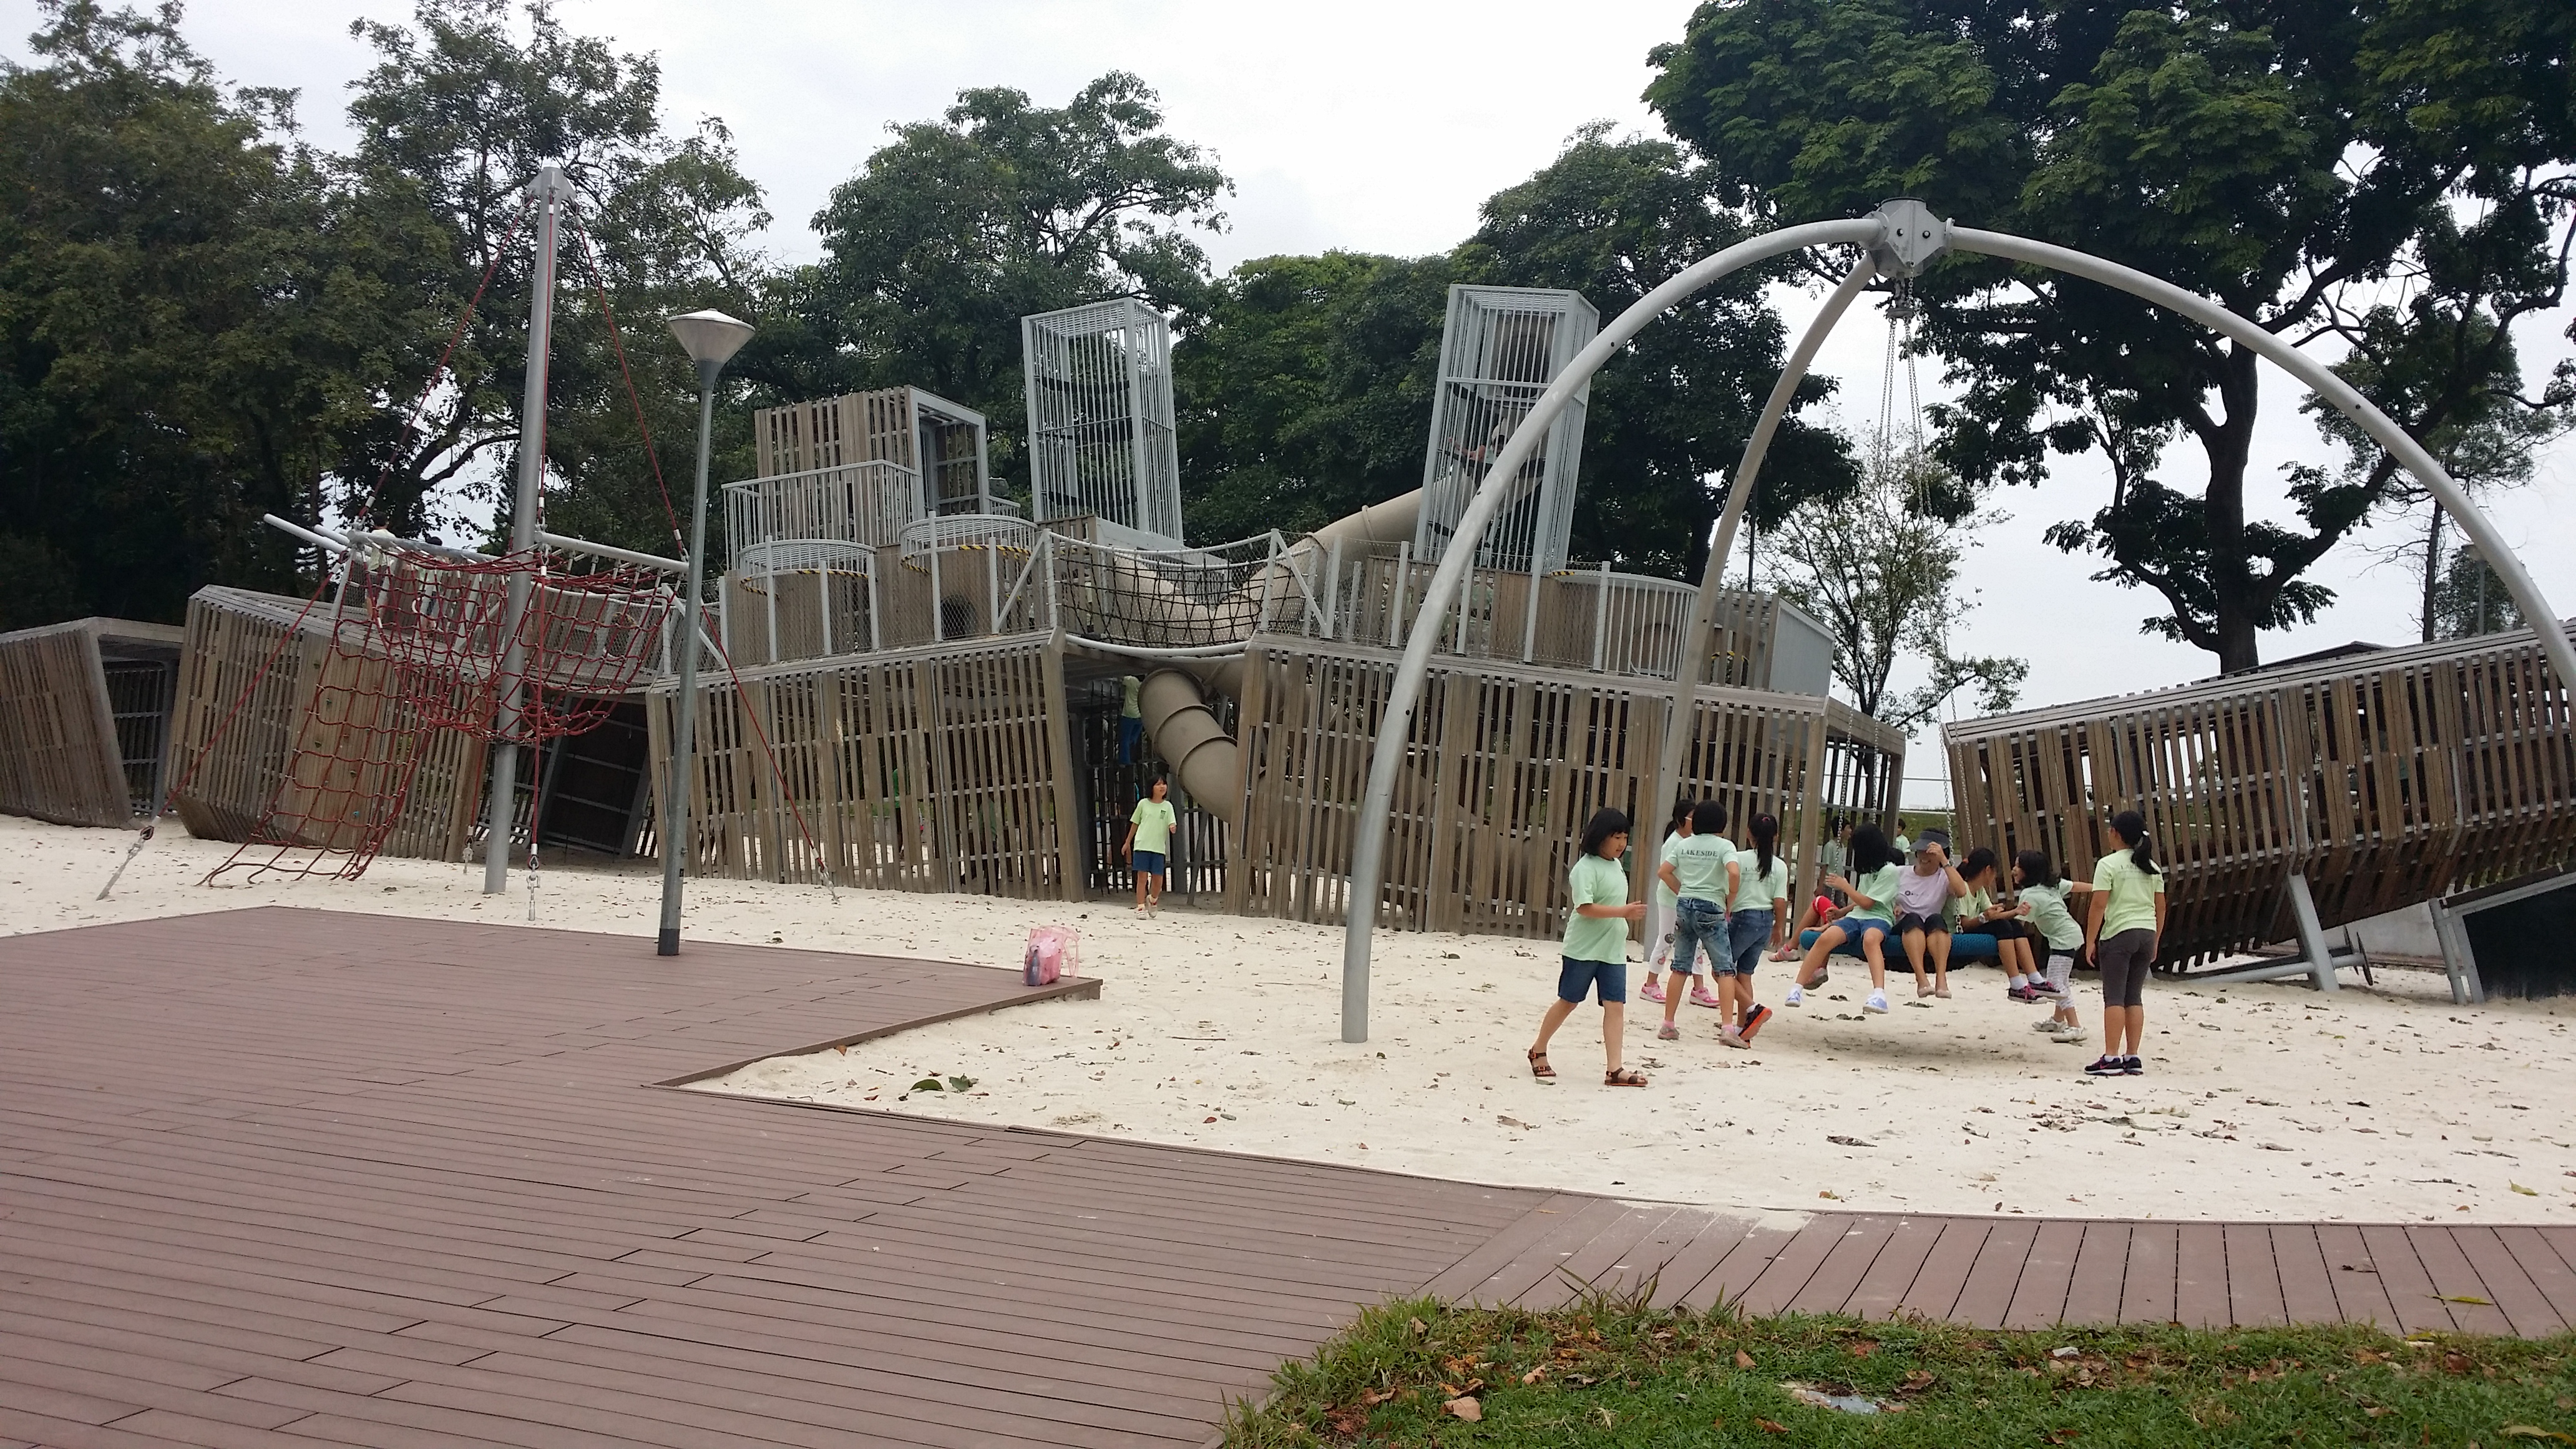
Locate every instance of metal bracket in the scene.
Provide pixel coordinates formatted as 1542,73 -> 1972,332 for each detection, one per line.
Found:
1870,198 -> 1949,279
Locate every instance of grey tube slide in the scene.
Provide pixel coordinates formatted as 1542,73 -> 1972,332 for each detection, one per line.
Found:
1129,490 -> 1422,827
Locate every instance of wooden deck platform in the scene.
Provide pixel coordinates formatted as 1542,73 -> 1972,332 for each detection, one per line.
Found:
6,909 -> 2572,1449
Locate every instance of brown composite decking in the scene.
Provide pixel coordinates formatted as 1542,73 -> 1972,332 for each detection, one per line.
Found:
5,910 -> 2572,1449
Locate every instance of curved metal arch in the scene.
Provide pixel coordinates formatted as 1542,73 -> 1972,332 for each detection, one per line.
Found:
1338,205 -> 2575,1043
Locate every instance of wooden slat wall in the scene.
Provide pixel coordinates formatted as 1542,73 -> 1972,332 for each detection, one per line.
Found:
1944,626 -> 2576,965
752,388 -> 917,478
0,622 -> 129,828
1228,637 -> 1834,940
167,590 -> 484,862
650,636 -> 1081,898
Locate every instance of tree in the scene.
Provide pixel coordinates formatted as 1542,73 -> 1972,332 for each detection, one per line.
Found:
0,0 -> 402,625
1646,0 -> 2576,673
791,73 -> 1229,507
1174,251 -> 1455,544
1763,447 -> 2026,732
339,0 -> 772,555
1458,124 -> 1856,578
2298,304 -> 2573,642
2429,547 -> 2522,640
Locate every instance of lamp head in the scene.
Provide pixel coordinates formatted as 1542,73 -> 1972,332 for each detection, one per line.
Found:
666,309 -> 754,371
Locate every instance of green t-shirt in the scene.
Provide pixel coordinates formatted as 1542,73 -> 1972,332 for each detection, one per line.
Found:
1562,852 -> 1632,964
1129,797 -> 1176,853
1651,831 -> 1682,908
1949,884 -> 1993,929
1120,675 -> 1142,718
1730,846 -> 1790,914
2019,879 -> 2084,951
1665,832 -> 1737,902
2092,849 -> 2165,938
1843,863 -> 1904,924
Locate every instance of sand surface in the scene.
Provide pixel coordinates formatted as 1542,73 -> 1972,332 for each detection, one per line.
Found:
13,814 -> 2573,1223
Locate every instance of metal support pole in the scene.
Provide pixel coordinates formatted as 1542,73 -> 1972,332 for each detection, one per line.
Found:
1337,218 -> 1881,1041
1591,560 -> 1611,672
1647,253 -> 1875,873
658,361 -> 721,956
483,164 -> 567,895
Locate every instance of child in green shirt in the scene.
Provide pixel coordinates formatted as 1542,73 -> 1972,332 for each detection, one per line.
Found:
1124,778 -> 1178,917
1788,822 -> 1903,1013
1529,808 -> 1649,1088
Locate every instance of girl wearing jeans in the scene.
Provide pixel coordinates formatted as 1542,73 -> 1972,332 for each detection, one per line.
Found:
1720,813 -> 1788,1047
1653,801 -> 1738,1040
2083,810 -> 2167,1076
1528,808 -> 1651,1087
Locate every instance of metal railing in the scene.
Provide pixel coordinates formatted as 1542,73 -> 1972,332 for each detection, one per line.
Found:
722,460 -> 917,555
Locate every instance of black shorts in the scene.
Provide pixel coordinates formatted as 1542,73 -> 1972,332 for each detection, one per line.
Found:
1986,919 -> 2028,941
1893,912 -> 1948,935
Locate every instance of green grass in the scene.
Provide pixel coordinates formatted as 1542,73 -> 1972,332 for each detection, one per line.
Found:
1221,1287 -> 2576,1447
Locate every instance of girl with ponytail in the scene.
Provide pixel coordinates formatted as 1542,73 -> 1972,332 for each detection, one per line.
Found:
1718,813 -> 1790,1046
2082,809 -> 2167,1077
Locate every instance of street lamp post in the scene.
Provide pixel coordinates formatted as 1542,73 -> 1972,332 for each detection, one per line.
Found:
658,309 -> 755,957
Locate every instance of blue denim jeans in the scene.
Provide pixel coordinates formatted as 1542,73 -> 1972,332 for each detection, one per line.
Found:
1670,898 -> 1726,977
1724,908 -> 1773,977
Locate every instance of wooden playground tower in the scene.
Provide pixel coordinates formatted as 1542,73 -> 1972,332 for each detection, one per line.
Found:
649,288 -> 1906,943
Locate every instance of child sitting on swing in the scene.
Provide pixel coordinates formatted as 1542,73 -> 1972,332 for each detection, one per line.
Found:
1786,822 -> 1902,1014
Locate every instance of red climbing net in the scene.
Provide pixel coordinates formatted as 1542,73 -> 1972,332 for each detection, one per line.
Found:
205,545 -> 674,883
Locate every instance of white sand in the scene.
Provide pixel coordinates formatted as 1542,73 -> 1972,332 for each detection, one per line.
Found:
15,813 -> 2574,1222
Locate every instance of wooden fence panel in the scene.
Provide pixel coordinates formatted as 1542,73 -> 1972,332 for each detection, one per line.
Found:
650,637 -> 1078,899
0,622 -> 128,827
1944,625 -> 2576,966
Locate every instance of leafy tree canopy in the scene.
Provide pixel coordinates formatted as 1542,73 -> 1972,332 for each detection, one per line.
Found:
0,0 -> 406,625
789,72 -> 1231,505
1647,0 -> 2576,672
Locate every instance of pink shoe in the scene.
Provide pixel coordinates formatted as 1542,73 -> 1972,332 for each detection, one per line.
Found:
1640,975 -> 1666,1004
1689,982 -> 1724,1009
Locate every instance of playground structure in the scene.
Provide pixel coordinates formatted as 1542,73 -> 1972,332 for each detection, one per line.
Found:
649,283 -> 1904,942
1944,620 -> 2576,1002
112,185 -> 2565,1008
0,617 -> 183,829
1330,198 -> 2574,1035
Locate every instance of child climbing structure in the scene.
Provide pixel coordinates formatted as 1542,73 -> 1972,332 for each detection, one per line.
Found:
651,285 -> 1905,941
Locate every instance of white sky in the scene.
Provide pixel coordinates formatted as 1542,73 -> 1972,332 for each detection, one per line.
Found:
12,0 -> 2573,806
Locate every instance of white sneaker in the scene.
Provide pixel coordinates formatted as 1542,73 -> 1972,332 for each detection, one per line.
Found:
1864,990 -> 1889,1013
1783,985 -> 1805,1008
2031,1017 -> 2064,1033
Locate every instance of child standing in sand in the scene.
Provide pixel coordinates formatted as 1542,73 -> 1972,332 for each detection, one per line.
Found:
2012,849 -> 2093,1038
1124,778 -> 1178,917
1529,808 -> 1650,1088
1720,813 -> 1788,1046
1641,798 -> 1714,1006
1788,822 -> 1903,1013
2083,810 -> 2167,1077
1652,801 -> 1739,1040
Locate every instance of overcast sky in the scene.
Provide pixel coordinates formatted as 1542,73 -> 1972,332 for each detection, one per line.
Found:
12,0 -> 2573,807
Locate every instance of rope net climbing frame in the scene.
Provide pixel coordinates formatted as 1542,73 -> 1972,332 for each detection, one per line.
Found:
204,544 -> 672,883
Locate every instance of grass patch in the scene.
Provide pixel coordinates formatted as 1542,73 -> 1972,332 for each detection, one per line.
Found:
1222,1284 -> 2576,1447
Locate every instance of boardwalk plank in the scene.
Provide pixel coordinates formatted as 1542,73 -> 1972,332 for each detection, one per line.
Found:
2058,1222 -> 2128,1326
2223,1222 -> 2287,1327
1842,1216 -> 1946,1322
1895,1220 -> 1990,1322
2174,1224 -> 2230,1329
2315,1225 -> 2402,1331
2269,1226 -> 2340,1326
2120,1223 -> 2177,1326
2357,1225 -> 2457,1335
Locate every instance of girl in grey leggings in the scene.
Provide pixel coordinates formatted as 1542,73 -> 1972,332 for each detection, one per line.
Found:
2082,810 -> 2168,1077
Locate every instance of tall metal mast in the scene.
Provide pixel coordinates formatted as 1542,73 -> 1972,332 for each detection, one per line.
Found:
482,164 -> 568,895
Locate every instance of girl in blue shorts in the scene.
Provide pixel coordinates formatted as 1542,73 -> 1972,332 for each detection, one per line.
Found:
1528,808 -> 1649,1088
1787,822 -> 1903,1014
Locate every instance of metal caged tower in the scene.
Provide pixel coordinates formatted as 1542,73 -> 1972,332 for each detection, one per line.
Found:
1413,285 -> 1599,575
1022,298 -> 1185,550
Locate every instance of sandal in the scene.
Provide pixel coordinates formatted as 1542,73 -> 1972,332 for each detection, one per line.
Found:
1526,1048 -> 1556,1080
1603,1068 -> 1649,1087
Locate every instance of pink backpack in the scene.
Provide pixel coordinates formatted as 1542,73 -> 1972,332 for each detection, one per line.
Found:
1023,925 -> 1080,987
